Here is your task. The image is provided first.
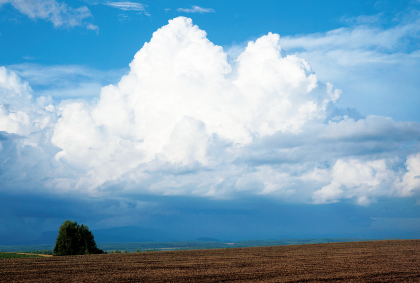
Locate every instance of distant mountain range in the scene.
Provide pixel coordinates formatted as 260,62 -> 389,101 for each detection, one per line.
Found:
93,226 -> 169,243
2,226 -> 396,248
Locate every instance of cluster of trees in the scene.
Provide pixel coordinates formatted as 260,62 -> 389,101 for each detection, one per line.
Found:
53,220 -> 104,256
53,220 -> 163,256
54,220 -> 151,256
111,249 -> 141,253
110,249 -> 128,253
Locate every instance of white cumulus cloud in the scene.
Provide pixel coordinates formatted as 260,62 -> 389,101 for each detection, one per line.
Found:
0,67 -> 56,136
50,17 -> 337,190
312,159 -> 396,205
395,153 -> 420,197
1,17 -> 420,205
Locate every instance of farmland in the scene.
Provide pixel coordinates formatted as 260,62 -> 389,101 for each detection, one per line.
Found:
1,240 -> 419,282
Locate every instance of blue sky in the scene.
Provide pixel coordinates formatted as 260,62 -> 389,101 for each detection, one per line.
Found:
1,0 -> 420,244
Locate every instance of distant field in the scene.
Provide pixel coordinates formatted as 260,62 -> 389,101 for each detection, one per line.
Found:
97,238 -> 375,252
0,252 -> 41,259
1,240 -> 419,282
0,238 -> 376,253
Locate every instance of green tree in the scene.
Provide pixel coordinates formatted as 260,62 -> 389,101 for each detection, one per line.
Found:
53,220 -> 104,256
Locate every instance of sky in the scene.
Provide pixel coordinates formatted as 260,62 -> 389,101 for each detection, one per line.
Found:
1,0 -> 420,244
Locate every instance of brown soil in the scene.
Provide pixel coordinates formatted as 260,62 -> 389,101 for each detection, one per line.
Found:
1,240 -> 419,282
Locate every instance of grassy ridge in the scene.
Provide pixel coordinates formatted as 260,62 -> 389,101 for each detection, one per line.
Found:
0,245 -> 54,253
0,252 -> 41,259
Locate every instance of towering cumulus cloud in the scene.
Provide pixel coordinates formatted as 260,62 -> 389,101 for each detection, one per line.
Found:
1,17 -> 419,204
51,17 -> 338,191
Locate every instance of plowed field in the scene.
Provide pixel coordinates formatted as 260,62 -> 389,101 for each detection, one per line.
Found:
1,240 -> 420,282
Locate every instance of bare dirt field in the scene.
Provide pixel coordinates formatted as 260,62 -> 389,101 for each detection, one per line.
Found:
1,240 -> 419,282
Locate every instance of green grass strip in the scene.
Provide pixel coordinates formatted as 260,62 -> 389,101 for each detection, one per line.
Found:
0,252 -> 41,259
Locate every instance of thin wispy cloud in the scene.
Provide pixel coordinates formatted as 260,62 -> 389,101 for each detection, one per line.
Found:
86,23 -> 99,33
104,1 -> 149,16
105,1 -> 145,11
0,0 -> 97,30
278,18 -> 420,52
177,6 -> 214,13
276,11 -> 420,121
7,63 -> 127,100
340,13 -> 383,25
